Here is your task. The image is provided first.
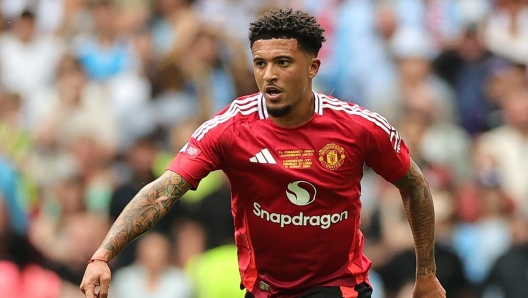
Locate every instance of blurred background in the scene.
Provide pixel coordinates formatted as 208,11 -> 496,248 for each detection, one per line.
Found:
0,0 -> 527,297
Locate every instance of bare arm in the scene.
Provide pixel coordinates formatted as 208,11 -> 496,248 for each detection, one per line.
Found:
392,159 -> 436,276
91,170 -> 192,261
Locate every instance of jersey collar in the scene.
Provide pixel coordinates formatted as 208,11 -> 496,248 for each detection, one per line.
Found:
258,91 -> 323,120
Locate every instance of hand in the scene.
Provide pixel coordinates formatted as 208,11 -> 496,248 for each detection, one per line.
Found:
79,260 -> 112,298
413,273 -> 446,298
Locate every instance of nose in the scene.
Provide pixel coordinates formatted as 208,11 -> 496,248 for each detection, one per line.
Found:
263,64 -> 278,82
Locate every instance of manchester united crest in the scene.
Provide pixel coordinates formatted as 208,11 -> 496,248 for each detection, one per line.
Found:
318,143 -> 346,170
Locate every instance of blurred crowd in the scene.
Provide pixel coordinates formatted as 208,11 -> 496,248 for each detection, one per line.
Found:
0,0 -> 528,297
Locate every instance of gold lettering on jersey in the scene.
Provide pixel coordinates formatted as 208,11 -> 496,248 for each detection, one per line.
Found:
319,143 -> 345,170
278,149 -> 314,169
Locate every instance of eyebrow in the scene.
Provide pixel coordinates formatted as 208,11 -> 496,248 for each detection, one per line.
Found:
253,55 -> 294,62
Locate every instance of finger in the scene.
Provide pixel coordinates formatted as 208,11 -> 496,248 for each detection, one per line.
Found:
79,275 -> 90,294
99,276 -> 111,298
84,284 -> 95,298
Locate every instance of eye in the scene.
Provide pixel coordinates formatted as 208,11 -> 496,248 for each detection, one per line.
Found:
255,61 -> 265,67
278,60 -> 290,66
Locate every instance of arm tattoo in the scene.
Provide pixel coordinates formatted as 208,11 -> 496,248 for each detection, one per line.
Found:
100,171 -> 192,260
392,160 -> 436,275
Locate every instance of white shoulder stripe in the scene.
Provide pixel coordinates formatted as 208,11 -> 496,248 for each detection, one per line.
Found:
357,107 -> 391,129
321,102 -> 393,135
325,101 -> 389,125
322,103 -> 391,134
193,94 -> 259,136
192,100 -> 257,138
351,105 -> 391,128
320,95 -> 391,128
321,96 -> 391,127
194,106 -> 258,140
192,94 -> 260,140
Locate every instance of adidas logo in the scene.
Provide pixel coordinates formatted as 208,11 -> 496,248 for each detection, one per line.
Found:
249,148 -> 277,164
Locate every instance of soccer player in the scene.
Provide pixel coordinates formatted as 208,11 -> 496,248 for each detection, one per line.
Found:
80,8 -> 446,298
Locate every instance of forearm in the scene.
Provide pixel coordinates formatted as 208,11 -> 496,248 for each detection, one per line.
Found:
92,171 -> 191,261
393,160 -> 436,275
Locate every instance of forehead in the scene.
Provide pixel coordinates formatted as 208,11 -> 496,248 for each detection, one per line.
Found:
252,38 -> 302,58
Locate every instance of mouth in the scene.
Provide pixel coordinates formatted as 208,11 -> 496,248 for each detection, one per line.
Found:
264,86 -> 282,100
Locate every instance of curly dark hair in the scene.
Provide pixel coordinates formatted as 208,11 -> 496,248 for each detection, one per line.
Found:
248,8 -> 326,57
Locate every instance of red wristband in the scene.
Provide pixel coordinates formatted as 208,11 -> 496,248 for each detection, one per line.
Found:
88,258 -> 108,265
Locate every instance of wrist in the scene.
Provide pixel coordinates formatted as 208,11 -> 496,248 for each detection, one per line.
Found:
87,258 -> 108,265
90,248 -> 113,262
416,265 -> 436,276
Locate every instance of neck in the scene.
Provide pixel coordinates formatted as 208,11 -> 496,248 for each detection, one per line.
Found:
269,90 -> 315,128
144,270 -> 162,292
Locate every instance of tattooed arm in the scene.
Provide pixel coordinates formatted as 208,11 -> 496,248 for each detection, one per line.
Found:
392,159 -> 437,275
392,159 -> 445,297
97,170 -> 191,260
80,170 -> 192,298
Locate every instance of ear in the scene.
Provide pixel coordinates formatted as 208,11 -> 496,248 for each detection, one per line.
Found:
308,58 -> 321,79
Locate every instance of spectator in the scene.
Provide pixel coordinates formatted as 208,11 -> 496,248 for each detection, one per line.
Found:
74,1 -> 135,81
106,27 -> 152,153
483,0 -> 528,65
172,24 -> 254,116
433,25 -> 498,135
32,53 -> 118,155
369,26 -> 456,125
111,232 -> 193,298
0,196 -> 62,298
55,0 -> 93,41
0,92 -> 38,219
475,84 -> 528,214
375,185 -> 473,298
399,0 -> 462,50
149,0 -> 200,58
481,213 -> 528,298
186,244 -> 245,298
0,158 -> 27,234
301,0 -> 394,105
28,176 -> 109,285
0,10 -> 64,120
0,92 -> 32,169
452,175 -> 513,286
29,53 -> 118,212
395,86 -> 472,182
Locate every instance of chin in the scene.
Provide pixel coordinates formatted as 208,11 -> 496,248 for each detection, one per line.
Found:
266,104 -> 292,117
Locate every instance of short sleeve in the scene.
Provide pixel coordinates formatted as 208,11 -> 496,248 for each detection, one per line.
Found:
167,123 -> 226,189
362,116 -> 411,183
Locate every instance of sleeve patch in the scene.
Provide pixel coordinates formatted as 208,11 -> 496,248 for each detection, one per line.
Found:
180,142 -> 202,157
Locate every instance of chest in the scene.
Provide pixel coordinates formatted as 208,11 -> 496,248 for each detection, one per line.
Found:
223,121 -> 365,182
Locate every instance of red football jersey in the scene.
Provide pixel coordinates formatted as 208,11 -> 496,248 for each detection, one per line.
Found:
168,92 -> 410,298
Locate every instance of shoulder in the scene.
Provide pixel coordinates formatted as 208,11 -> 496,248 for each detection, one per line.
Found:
317,92 -> 394,135
192,93 -> 264,141
476,126 -> 515,150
